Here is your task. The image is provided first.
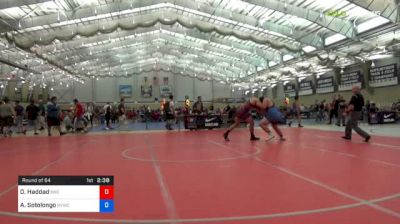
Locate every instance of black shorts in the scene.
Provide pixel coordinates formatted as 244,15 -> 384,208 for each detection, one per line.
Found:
47,117 -> 60,126
166,113 -> 175,120
105,113 -> 111,120
0,116 -> 13,126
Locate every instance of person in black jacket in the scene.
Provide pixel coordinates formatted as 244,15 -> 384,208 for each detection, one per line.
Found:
328,95 -> 339,124
342,86 -> 371,142
336,95 -> 346,126
26,99 -> 40,135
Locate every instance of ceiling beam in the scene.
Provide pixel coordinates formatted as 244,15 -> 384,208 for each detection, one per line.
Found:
37,29 -> 271,67
0,0 -> 52,10
74,55 -> 238,79
243,0 -> 358,39
347,0 -> 398,23
3,0 -> 320,48
35,26 -> 280,64
62,42 -> 245,75
0,56 -> 40,74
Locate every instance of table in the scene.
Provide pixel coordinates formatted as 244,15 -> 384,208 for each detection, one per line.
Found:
368,111 -> 397,124
184,114 -> 224,130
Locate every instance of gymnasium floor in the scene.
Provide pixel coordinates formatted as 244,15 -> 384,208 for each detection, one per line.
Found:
0,126 -> 400,223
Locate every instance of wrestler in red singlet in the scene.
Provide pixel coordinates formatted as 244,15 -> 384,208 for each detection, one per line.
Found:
223,96 -> 266,141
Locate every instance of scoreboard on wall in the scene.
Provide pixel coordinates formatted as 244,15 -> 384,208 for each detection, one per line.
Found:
18,176 -> 114,213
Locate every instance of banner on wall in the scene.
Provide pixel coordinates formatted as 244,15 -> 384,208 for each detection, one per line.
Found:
163,77 -> 169,85
299,80 -> 313,96
160,85 -> 172,97
119,85 -> 132,98
369,64 -> 398,87
284,83 -> 296,97
316,76 -> 335,93
339,71 -> 363,91
141,76 -> 152,98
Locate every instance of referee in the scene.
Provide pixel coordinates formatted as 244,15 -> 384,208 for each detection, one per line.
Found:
342,86 -> 371,142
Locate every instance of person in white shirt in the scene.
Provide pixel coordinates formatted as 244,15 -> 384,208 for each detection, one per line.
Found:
164,95 -> 176,130
86,102 -> 94,127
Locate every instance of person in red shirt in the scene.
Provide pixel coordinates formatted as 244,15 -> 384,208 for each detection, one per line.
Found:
73,99 -> 87,132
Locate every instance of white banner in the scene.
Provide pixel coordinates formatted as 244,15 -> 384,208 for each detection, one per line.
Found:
339,71 -> 363,91
369,64 -> 398,87
284,83 -> 296,97
316,77 -> 334,93
299,81 -> 313,96
160,85 -> 172,96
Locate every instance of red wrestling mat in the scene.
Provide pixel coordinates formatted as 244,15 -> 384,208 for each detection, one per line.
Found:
0,127 -> 399,224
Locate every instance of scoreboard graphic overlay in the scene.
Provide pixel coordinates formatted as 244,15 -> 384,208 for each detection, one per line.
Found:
18,176 -> 114,213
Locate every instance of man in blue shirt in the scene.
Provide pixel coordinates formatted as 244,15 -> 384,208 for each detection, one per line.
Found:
47,96 -> 65,136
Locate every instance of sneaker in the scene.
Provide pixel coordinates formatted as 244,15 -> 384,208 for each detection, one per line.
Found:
223,132 -> 230,141
342,136 -> 351,140
298,124 -> 303,128
34,132 -> 39,135
288,121 -> 292,127
250,136 -> 260,141
266,133 -> 275,141
60,132 -> 66,136
365,136 -> 371,142
279,137 -> 286,141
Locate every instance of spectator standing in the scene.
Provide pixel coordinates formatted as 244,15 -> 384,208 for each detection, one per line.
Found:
118,98 -> 127,128
46,96 -> 65,136
103,102 -> 112,130
164,95 -> 176,130
26,99 -> 40,135
73,99 -> 87,132
86,102 -> 94,127
0,97 -> 15,137
38,99 -> 46,130
328,95 -> 339,124
192,96 -> 204,114
14,100 -> 26,134
337,95 -> 346,126
288,96 -> 303,127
